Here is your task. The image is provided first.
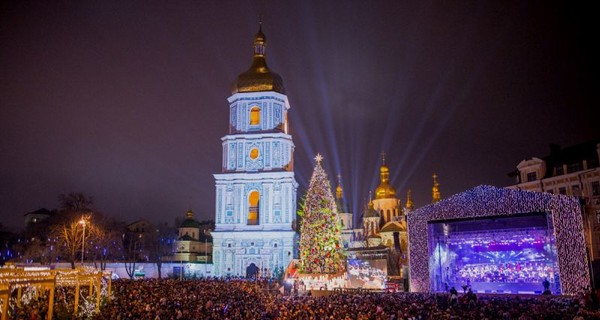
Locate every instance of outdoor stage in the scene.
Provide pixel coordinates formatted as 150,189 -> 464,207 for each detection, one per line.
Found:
429,212 -> 559,294
408,186 -> 590,296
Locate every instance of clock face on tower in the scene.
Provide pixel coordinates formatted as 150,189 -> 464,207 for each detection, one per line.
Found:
250,148 -> 259,160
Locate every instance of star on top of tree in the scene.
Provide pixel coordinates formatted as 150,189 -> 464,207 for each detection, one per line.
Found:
314,153 -> 323,164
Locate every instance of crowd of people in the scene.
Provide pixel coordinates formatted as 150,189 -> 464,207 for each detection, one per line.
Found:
3,285 -> 92,320
94,278 -> 600,320
455,262 -> 555,284
4,277 -> 600,319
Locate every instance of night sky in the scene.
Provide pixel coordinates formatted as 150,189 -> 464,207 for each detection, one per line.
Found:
1,1 -> 597,230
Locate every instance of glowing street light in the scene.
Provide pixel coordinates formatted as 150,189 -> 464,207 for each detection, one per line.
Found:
79,217 -> 86,266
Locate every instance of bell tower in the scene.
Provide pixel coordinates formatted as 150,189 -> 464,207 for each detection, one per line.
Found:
211,23 -> 298,277
372,153 -> 402,225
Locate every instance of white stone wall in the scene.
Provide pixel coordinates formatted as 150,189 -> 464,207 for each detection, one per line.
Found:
211,230 -> 296,277
214,172 -> 297,230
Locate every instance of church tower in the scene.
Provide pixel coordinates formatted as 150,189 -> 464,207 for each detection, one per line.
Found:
211,23 -> 298,277
432,173 -> 441,203
405,189 -> 414,213
369,154 -> 408,258
372,153 -> 402,225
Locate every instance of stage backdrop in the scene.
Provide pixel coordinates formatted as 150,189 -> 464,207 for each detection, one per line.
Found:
428,212 -> 559,294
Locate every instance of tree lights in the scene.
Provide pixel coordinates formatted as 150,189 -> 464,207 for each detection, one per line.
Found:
0,266 -> 111,319
298,154 -> 346,274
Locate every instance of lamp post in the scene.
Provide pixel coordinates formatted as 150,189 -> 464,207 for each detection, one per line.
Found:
204,229 -> 208,276
79,217 -> 86,266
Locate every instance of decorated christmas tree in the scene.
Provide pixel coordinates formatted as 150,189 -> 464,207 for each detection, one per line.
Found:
299,154 -> 346,274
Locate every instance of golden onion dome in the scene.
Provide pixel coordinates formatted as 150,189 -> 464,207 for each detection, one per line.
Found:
375,163 -> 396,199
232,23 -> 285,94
405,189 -> 414,210
375,183 -> 396,199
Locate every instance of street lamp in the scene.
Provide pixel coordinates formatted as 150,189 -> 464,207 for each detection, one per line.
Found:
204,229 -> 208,276
79,217 -> 86,266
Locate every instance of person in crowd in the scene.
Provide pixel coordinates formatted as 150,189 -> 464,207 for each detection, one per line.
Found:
542,277 -> 551,293
94,278 -> 600,319
7,277 -> 600,319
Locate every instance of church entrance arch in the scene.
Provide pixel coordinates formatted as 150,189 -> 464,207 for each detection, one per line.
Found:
246,263 -> 259,279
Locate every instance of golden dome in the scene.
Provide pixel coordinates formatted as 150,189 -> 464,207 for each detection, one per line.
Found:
432,173 -> 441,203
375,163 -> 396,199
335,174 -> 343,199
405,189 -> 414,210
232,23 -> 285,94
375,184 -> 396,199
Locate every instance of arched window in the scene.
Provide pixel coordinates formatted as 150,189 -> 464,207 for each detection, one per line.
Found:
250,107 -> 260,126
248,191 -> 260,225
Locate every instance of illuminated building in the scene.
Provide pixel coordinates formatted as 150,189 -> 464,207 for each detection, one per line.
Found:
211,24 -> 298,277
352,156 -> 409,280
372,154 -> 403,225
507,140 -> 600,286
366,156 -> 408,251
167,210 -> 212,263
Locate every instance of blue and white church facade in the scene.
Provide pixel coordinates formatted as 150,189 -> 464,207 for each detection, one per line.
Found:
211,24 -> 298,277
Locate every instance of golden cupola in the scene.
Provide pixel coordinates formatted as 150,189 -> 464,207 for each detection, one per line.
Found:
335,174 -> 346,213
336,174 -> 343,199
375,154 -> 397,199
432,173 -> 441,203
232,22 -> 285,94
405,189 -> 414,210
